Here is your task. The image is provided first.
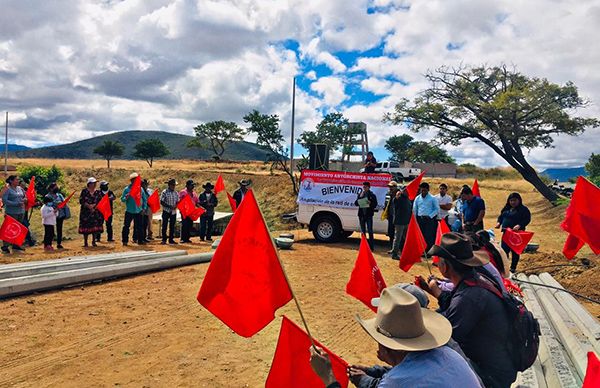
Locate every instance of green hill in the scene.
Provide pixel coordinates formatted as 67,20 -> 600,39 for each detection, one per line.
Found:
14,130 -> 275,161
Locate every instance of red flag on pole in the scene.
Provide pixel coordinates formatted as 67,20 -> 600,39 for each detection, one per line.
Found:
346,234 -> 387,312
177,195 -> 200,219
432,219 -> 451,264
0,215 -> 28,246
399,214 -> 426,272
96,194 -> 112,221
405,171 -> 425,200
583,351 -> 600,388
147,190 -> 160,214
129,176 -> 142,207
197,189 -> 292,337
502,228 -> 534,255
215,175 -> 225,195
57,191 -> 75,209
561,177 -> 600,259
266,316 -> 349,388
472,179 -> 481,198
25,176 -> 36,210
226,191 -> 237,212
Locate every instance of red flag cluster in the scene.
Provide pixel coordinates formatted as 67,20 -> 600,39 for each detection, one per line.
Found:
346,234 -> 387,312
197,189 -> 291,337
561,177 -> 600,259
502,228 -> 534,255
405,171 -> 425,200
25,176 -> 36,210
399,215 -> 427,272
96,194 -> 112,221
266,316 -> 349,388
0,215 -> 28,246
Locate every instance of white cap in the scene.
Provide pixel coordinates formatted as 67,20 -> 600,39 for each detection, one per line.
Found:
87,177 -> 97,184
129,172 -> 139,179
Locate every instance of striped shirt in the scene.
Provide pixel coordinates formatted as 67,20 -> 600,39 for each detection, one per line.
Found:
161,188 -> 180,214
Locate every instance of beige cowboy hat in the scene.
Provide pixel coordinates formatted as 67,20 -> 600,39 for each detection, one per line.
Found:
129,172 -> 139,179
356,287 -> 451,352
387,180 -> 398,188
428,232 -> 490,267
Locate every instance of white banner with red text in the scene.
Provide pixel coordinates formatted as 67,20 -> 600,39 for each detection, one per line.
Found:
297,170 -> 392,210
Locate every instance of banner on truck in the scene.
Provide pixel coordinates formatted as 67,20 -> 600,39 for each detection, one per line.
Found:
297,170 -> 392,209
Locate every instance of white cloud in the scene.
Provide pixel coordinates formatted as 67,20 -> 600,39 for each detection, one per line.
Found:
310,76 -> 347,106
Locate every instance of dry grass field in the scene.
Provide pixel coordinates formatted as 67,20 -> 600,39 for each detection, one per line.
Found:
0,158 -> 597,387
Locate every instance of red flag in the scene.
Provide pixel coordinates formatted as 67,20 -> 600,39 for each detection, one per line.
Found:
189,206 -> 205,221
399,215 -> 426,272
405,171 -> 425,200
502,228 -> 534,255
472,179 -> 481,197
147,190 -> 160,214
266,316 -> 349,388
583,351 -> 600,388
177,195 -> 195,219
25,176 -> 36,210
0,215 -> 28,246
561,177 -> 600,259
432,219 -> 451,264
197,189 -> 292,337
129,176 -> 142,207
226,191 -> 237,212
215,175 -> 225,195
96,194 -> 112,221
57,191 -> 75,209
346,234 -> 387,312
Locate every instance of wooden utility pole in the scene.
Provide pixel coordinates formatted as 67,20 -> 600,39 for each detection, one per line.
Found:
4,112 -> 7,175
289,77 -> 296,171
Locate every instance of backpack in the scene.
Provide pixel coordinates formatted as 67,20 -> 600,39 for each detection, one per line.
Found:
464,275 -> 541,372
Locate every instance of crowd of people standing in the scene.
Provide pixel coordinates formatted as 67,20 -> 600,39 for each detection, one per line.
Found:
1,173 -> 252,253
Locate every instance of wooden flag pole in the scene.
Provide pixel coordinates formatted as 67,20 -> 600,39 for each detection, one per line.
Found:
254,190 -> 316,348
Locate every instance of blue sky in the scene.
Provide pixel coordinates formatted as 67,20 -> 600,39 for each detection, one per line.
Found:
1,0 -> 599,169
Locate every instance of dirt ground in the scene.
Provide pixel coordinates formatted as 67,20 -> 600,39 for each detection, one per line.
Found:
1,161 -> 599,386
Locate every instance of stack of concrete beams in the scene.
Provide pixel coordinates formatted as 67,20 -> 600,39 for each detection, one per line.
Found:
0,250 -> 213,299
512,273 -> 600,387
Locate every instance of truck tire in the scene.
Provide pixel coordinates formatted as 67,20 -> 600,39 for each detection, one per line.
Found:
312,215 -> 341,243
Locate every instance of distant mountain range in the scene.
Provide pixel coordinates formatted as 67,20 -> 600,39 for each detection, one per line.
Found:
13,130 -> 274,161
7,144 -> 30,152
541,167 -> 587,182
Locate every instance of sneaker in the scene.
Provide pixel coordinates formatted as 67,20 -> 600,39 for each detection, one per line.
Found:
44,245 -> 54,251
57,245 -> 64,249
123,242 -> 128,246
161,241 -> 167,245
168,240 -> 178,245
1,247 -> 9,254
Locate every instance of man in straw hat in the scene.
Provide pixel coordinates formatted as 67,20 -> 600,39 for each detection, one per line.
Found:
160,179 -> 179,245
198,181 -> 218,241
310,287 -> 482,387
233,179 -> 251,207
418,232 -> 517,388
384,181 -> 399,252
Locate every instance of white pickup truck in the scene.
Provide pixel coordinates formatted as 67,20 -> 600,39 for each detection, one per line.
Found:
360,161 -> 421,181
296,203 -> 389,242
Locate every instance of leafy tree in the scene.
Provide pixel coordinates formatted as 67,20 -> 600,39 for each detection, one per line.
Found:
385,134 -> 454,163
188,121 -> 245,159
243,110 -> 298,194
298,112 -> 352,152
384,65 -> 599,202
17,165 -> 64,211
93,140 -> 124,169
585,153 -> 600,186
133,138 -> 170,167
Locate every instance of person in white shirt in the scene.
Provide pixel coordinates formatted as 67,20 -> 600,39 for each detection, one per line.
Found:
41,196 -> 58,251
435,183 -> 453,227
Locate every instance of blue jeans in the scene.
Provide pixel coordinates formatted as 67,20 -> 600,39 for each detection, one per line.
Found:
359,216 -> 374,249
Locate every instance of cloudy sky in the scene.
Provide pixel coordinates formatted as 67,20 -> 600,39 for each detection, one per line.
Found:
1,0 -> 599,168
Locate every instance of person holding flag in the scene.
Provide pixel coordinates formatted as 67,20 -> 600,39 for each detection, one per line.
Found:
390,186 -> 412,260
495,192 -> 531,273
78,177 -> 104,247
179,179 -> 199,243
198,182 -> 218,242
97,181 -> 116,242
121,173 -> 145,246
160,179 -> 179,245
45,182 -> 70,249
1,176 -> 27,253
141,179 -> 153,242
